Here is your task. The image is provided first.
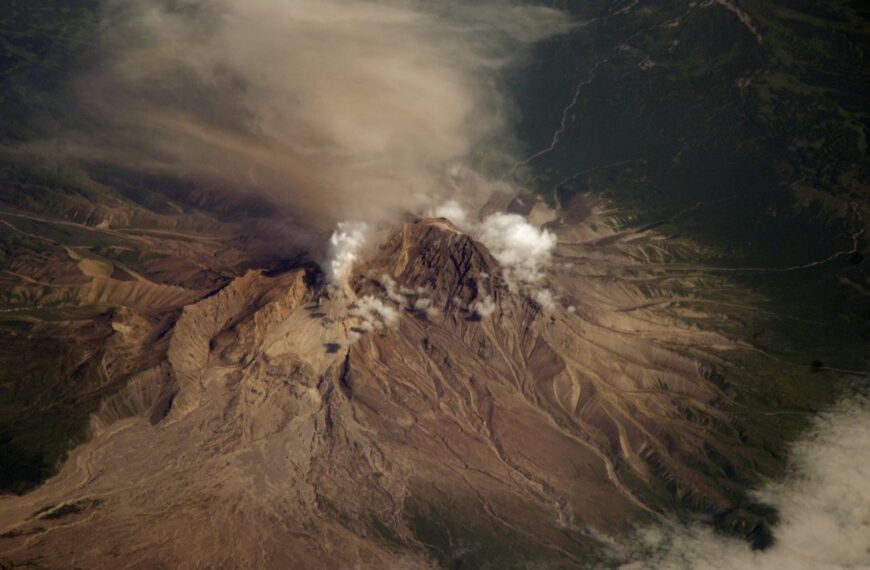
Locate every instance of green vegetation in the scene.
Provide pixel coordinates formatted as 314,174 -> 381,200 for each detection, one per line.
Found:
0,321 -> 112,494
517,1 -> 868,368
408,500 -> 599,569
369,515 -> 404,546
0,0 -> 98,142
0,1 -> 238,495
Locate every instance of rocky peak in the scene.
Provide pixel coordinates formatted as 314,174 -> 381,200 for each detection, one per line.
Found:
353,218 -> 504,312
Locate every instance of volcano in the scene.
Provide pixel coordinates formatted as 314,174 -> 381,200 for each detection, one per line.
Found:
0,214 -> 781,568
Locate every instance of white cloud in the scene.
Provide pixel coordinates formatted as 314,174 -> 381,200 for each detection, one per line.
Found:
614,395 -> 870,570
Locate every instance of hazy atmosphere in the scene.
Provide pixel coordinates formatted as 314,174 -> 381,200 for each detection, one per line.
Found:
58,0 -> 571,225
0,1 -> 867,568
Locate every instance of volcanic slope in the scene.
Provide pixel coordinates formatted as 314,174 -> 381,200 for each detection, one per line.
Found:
0,212 -> 790,568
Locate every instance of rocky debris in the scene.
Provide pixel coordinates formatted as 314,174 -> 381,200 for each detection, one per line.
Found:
0,216 -> 768,569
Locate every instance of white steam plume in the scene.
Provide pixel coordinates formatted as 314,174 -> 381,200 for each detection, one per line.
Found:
476,212 -> 557,287
428,200 -> 469,229
349,295 -> 400,331
327,222 -> 368,287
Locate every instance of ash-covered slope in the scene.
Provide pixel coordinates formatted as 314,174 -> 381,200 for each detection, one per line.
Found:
0,217 -> 772,568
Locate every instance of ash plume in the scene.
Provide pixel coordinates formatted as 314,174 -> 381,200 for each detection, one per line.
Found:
54,0 -> 571,228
